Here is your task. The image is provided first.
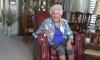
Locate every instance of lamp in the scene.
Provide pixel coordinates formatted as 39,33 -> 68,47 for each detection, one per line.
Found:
93,0 -> 100,31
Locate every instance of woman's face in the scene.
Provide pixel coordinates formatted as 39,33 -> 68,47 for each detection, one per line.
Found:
51,10 -> 62,23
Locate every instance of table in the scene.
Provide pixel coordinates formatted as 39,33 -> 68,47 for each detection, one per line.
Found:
84,43 -> 100,50
84,43 -> 100,60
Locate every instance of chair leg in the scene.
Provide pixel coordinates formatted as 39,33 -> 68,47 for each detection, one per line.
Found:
23,32 -> 26,42
23,32 -> 29,44
25,35 -> 29,44
83,54 -> 86,60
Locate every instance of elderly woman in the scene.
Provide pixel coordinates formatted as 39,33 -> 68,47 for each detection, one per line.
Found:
33,4 -> 74,60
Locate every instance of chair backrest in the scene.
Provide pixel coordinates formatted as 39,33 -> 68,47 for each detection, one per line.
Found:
83,13 -> 92,29
21,14 -> 33,34
34,11 -> 50,32
70,11 -> 84,23
33,11 -> 50,60
70,11 -> 84,31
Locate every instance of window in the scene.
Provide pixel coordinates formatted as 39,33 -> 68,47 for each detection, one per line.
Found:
89,0 -> 96,32
89,0 -> 96,23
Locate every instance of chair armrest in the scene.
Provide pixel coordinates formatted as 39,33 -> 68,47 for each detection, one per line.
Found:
36,34 -> 49,60
79,34 -> 85,48
36,33 -> 48,45
73,32 -> 85,60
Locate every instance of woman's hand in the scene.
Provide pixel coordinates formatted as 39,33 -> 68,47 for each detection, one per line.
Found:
66,40 -> 73,49
44,30 -> 50,38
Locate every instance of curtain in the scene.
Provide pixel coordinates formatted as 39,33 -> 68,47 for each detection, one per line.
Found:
63,0 -> 74,20
70,0 -> 90,13
79,0 -> 90,13
62,0 -> 90,20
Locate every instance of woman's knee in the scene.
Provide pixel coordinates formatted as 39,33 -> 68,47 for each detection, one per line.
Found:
66,48 -> 74,55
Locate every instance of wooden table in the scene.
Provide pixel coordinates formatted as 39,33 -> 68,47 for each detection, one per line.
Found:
84,43 -> 100,50
84,43 -> 100,60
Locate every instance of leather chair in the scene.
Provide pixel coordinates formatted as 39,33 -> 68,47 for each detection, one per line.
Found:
33,11 -> 85,60
36,31 -> 85,60
34,10 -> 50,32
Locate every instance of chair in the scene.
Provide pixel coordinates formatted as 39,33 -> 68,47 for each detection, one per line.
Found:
33,11 -> 85,60
82,13 -> 92,33
36,31 -> 85,60
33,10 -> 50,60
19,0 -> 34,44
84,33 -> 100,60
22,14 -> 33,44
34,10 -> 50,32
70,11 -> 84,32
90,33 -> 98,44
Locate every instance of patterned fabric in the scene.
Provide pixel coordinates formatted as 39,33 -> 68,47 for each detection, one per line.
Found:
49,41 -> 74,56
54,45 -> 66,56
49,43 -> 66,56
35,18 -> 73,44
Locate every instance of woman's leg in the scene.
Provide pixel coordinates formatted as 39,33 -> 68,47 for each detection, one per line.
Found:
50,44 -> 67,60
67,49 -> 74,60
59,55 -> 66,60
58,45 -> 74,60
66,40 -> 74,60
55,45 -> 66,60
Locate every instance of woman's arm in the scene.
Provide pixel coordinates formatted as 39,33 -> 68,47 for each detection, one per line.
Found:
33,19 -> 51,38
32,20 -> 47,38
64,20 -> 73,43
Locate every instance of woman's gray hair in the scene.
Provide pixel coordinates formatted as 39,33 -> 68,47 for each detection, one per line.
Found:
49,4 -> 63,15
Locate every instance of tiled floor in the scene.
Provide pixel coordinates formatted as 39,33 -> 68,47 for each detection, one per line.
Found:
0,23 -> 34,60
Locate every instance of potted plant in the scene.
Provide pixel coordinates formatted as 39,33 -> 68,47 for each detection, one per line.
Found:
5,11 -> 16,36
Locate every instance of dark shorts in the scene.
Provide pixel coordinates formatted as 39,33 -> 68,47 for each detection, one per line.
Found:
49,40 -> 74,56
49,42 -> 66,56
